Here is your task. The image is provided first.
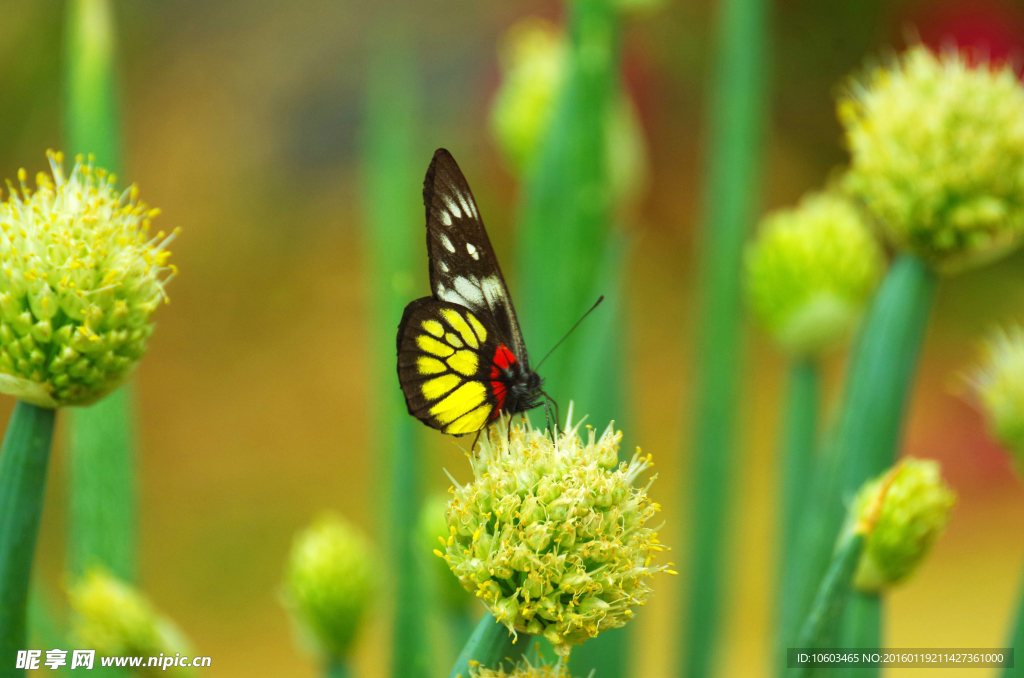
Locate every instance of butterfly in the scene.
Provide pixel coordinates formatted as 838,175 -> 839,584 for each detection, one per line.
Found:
396,149 -> 545,436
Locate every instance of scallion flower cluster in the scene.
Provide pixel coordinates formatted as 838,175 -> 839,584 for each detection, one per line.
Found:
436,414 -> 672,656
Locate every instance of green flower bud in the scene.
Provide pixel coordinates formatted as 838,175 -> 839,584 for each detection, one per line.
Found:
489,19 -> 649,208
0,151 -> 176,407
490,18 -> 565,176
68,568 -> 193,673
840,46 -> 1024,272
970,326 -> 1024,469
745,192 -> 884,355
420,492 -> 475,612
440,411 -> 672,657
282,514 -> 376,660
851,459 -> 956,593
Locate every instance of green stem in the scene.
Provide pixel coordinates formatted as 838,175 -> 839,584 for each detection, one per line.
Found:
362,36 -> 428,678
791,532 -> 865,678
65,0 -> 135,584
569,626 -> 628,678
0,402 -> 57,676
834,593 -> 881,678
68,389 -> 135,580
516,0 -> 618,399
831,254 -> 935,646
834,254 -> 936,497
790,254 -> 936,664
448,613 -> 527,678
65,0 -> 121,174
776,358 -> 819,670
389,418 -> 427,677
681,0 -> 769,674
1003,566 -> 1024,678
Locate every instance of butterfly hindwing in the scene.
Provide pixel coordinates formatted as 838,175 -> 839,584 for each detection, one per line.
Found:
423,149 -> 529,364
397,297 -> 500,436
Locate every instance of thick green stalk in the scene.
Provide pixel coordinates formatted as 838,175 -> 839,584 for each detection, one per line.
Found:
0,402 -> 57,676
1002,569 -> 1024,678
835,594 -> 881,678
65,0 -> 121,172
775,358 -> 819,670
833,255 -> 935,646
791,254 -> 936,664
362,38 -> 428,678
834,255 -> 936,497
516,0 -> 618,401
68,390 -> 135,579
791,532 -> 865,678
680,0 -> 769,674
568,234 -> 629,678
448,613 -> 527,678
64,0 -> 136,583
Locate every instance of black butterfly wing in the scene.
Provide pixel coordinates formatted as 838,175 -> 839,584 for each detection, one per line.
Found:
422,149 -> 529,366
396,297 -> 503,435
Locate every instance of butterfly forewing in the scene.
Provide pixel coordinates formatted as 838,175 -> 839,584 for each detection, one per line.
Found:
397,297 -> 501,435
423,149 -> 529,365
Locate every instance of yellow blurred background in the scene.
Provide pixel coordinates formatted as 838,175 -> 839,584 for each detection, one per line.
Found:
3,0 -> 1024,676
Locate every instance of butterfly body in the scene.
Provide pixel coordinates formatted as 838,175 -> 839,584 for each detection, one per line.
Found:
396,149 -> 544,436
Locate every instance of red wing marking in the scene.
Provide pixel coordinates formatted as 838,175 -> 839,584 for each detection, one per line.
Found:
489,344 -> 517,416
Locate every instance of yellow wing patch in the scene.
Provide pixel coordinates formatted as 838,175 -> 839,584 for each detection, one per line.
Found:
417,335 -> 454,358
416,356 -> 446,375
422,373 -> 461,400
445,404 -> 493,434
430,381 -> 486,424
467,313 -> 487,343
447,350 -> 478,376
441,309 -> 479,349
422,320 -> 444,338
445,332 -> 464,349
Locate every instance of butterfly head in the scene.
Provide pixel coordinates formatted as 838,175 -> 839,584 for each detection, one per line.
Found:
505,365 -> 544,415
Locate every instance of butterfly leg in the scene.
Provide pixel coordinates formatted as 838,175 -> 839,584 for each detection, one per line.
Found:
540,391 -> 561,438
471,428 -> 483,457
505,413 -> 514,447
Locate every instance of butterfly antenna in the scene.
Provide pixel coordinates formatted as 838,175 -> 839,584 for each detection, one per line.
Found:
534,295 -> 605,371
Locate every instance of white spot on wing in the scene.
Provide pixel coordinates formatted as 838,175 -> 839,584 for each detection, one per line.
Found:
441,234 -> 456,253
481,276 -> 517,342
458,192 -> 475,219
440,210 -> 452,227
437,286 -> 472,309
466,243 -> 479,260
481,276 -> 505,308
445,197 -> 462,219
440,261 -> 449,273
453,276 -> 484,308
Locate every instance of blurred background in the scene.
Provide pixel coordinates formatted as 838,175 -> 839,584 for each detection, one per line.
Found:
3,0 -> 1024,675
